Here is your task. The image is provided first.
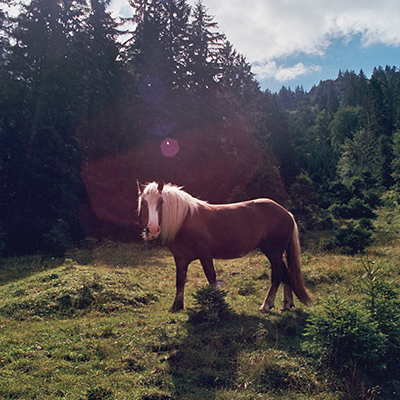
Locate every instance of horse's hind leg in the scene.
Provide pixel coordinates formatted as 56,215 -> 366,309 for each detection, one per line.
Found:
281,284 -> 295,311
260,267 -> 294,312
259,244 -> 290,313
260,278 -> 279,312
259,257 -> 286,312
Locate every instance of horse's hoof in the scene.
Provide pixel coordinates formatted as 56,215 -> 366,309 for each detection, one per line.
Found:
259,306 -> 274,313
280,306 -> 295,313
169,305 -> 183,313
280,303 -> 295,313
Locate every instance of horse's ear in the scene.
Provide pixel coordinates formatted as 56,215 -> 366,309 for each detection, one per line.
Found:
157,179 -> 164,193
137,180 -> 145,194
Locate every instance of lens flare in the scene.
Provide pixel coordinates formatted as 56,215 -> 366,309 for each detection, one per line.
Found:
161,138 -> 179,157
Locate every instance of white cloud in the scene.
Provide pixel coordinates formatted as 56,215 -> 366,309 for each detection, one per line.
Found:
195,0 -> 400,84
109,0 -> 133,19
198,0 -> 400,58
275,63 -> 322,82
252,61 -> 321,83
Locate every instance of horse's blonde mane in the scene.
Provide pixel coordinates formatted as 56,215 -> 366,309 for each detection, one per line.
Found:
142,182 -> 208,243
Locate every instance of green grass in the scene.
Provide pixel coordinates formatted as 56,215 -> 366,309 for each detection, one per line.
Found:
1,200 -> 400,399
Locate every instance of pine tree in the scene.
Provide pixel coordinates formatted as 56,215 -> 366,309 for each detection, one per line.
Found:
0,0 -> 122,254
128,0 -> 191,91
330,106 -> 362,150
365,76 -> 394,187
391,130 -> 400,189
186,0 -> 225,93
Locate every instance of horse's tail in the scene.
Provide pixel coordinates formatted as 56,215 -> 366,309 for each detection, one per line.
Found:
286,217 -> 312,305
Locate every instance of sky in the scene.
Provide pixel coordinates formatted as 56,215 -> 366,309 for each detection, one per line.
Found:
110,0 -> 400,93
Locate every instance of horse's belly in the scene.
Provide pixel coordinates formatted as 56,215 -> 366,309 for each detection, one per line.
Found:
210,237 -> 258,259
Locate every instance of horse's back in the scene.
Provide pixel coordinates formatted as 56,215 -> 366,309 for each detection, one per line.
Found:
209,198 -> 292,229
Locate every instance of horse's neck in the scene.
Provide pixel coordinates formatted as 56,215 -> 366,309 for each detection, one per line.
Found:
161,191 -> 193,242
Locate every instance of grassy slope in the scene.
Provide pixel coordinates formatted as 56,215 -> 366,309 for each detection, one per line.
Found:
0,198 -> 400,400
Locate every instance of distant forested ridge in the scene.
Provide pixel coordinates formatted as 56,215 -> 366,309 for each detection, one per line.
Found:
275,67 -> 400,235
0,0 -> 399,255
277,67 -> 400,188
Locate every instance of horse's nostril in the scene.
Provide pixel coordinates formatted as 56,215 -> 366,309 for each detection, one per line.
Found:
145,224 -> 160,239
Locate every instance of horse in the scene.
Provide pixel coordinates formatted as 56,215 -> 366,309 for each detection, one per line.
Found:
136,179 -> 312,313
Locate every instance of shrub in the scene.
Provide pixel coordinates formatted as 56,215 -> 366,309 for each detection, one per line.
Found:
303,258 -> 400,385
357,259 -> 400,377
43,219 -> 71,257
302,297 -> 388,374
330,197 -> 376,219
334,220 -> 374,254
188,285 -> 232,325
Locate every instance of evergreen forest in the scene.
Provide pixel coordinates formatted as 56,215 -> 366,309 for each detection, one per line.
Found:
1,0 -> 400,256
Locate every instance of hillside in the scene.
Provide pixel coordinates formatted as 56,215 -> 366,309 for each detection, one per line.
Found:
1,196 -> 400,399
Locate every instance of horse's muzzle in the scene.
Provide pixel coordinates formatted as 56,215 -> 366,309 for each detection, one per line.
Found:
145,224 -> 161,240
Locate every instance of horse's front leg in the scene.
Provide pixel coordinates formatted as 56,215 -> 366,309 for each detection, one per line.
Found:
170,255 -> 189,312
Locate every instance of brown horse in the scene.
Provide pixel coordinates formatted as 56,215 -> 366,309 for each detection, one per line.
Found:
137,179 -> 311,312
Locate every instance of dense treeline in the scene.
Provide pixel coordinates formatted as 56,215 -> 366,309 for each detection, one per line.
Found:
276,68 -> 400,242
0,0 -> 279,254
0,0 -> 399,255
278,68 -> 400,191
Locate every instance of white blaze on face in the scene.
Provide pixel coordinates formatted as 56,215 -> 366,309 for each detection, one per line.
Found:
146,198 -> 161,239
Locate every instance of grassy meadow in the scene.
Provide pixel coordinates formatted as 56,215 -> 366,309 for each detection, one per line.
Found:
1,198 -> 400,399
